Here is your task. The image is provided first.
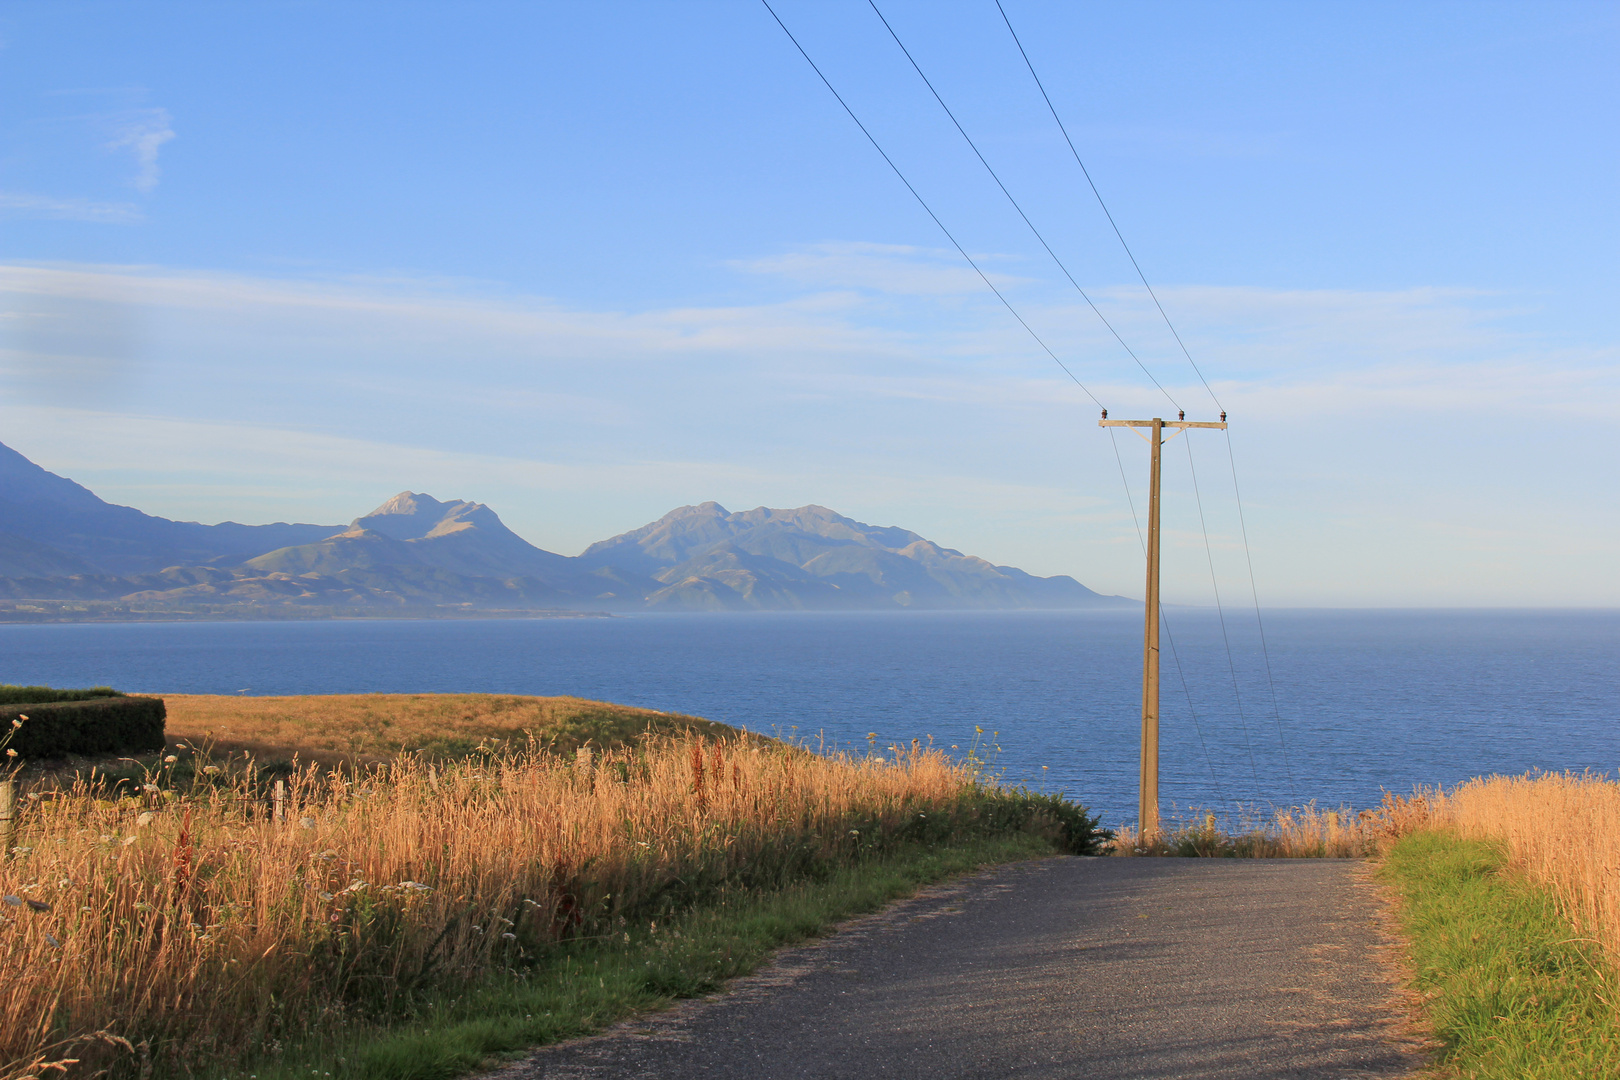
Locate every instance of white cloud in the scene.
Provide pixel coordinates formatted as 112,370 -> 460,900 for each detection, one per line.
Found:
106,108 -> 175,193
0,191 -> 142,224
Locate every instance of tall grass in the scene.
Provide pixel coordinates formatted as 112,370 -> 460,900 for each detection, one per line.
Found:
1396,772 -> 1620,965
1109,803 -> 1383,858
0,735 -> 1073,1079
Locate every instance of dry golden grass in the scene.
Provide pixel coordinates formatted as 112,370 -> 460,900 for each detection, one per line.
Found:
0,733 -> 986,1079
156,693 -> 744,767
1403,772 -> 1620,965
1109,803 -> 1384,858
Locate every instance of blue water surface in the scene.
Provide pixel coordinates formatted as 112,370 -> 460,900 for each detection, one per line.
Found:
1,609 -> 1615,828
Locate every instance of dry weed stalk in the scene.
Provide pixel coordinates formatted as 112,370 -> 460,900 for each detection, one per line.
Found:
0,735 -> 976,1078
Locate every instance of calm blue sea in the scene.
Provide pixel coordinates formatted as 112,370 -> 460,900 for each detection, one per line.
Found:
1,609 -> 1615,828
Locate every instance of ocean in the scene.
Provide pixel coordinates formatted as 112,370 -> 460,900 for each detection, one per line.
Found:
2,609 -> 1615,828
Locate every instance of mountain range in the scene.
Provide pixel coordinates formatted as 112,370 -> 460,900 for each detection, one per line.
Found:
0,440 -> 1125,618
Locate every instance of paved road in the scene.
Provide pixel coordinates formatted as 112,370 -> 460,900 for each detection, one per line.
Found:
500,858 -> 1423,1080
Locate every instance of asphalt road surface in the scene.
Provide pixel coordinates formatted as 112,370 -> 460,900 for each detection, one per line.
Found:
500,857 -> 1423,1080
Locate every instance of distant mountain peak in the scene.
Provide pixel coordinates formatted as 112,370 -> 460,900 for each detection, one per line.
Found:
351,492 -> 500,543
657,501 -> 729,522
365,491 -> 445,518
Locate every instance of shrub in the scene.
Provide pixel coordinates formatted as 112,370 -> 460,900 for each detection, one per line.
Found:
0,685 -> 121,706
1,695 -> 166,759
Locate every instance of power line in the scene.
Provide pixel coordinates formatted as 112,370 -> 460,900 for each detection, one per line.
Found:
1224,430 -> 1296,804
999,1 -> 1299,804
867,0 -> 1180,412
993,0 -> 1222,413
760,0 -> 1104,410
1182,433 -> 1261,793
766,0 -> 1280,819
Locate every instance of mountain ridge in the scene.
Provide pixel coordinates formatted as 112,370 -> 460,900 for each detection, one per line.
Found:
0,441 -> 1128,617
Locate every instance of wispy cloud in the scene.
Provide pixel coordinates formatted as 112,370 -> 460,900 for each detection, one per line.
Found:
0,256 -> 1614,603
734,242 -> 1029,295
0,191 -> 142,224
0,258 -> 1608,418
106,108 -> 175,192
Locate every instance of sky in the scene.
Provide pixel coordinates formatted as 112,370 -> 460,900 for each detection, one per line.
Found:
0,0 -> 1615,607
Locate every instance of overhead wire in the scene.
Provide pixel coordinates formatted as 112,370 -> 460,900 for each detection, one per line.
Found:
867,0 -> 1180,413
764,0 -> 1291,814
759,0 -> 1104,410
852,0 -> 1238,811
995,0 -> 1299,804
1224,434 -> 1296,803
993,0 -> 1220,414
1182,434 -> 1262,793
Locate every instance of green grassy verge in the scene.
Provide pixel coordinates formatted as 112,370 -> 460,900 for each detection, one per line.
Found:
241,833 -> 1055,1080
1379,830 -> 1620,1078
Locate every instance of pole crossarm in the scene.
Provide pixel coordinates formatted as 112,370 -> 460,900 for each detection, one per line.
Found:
1099,419 -> 1227,430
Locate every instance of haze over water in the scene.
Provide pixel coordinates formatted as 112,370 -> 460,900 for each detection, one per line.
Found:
3,609 -> 1614,828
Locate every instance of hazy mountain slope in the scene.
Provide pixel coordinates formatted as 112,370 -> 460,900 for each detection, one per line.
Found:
0,532 -> 100,577
0,440 -> 341,574
243,530 -> 426,575
584,503 -> 1115,610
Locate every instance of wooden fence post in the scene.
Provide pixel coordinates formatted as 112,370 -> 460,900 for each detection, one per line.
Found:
0,780 -> 17,858
273,779 -> 285,825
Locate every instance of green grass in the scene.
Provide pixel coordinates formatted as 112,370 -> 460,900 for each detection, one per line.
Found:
1379,830 -> 1620,1078
237,833 -> 1055,1080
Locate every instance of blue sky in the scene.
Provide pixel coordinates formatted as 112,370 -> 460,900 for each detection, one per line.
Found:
1,1 -> 1616,605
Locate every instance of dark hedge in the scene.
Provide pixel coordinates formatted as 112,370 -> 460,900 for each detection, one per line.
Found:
0,684 -> 122,706
1,695 -> 166,759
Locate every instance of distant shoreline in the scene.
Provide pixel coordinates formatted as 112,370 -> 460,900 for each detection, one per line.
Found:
0,604 -> 615,624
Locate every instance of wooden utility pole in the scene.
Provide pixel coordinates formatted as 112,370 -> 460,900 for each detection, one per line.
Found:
1099,412 -> 1226,841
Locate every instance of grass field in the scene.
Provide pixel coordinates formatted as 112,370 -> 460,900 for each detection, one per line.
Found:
1404,772 -> 1620,966
1380,830 -> 1620,1079
159,692 -> 748,764
0,692 -> 1099,1080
